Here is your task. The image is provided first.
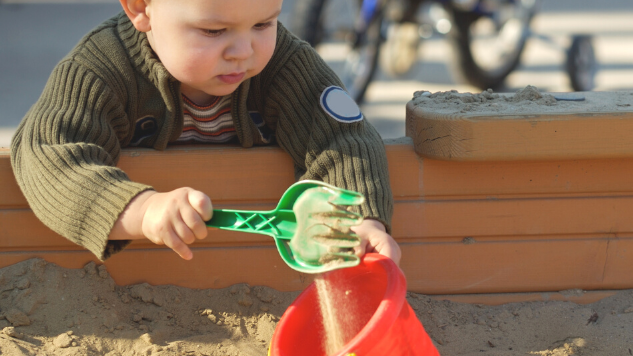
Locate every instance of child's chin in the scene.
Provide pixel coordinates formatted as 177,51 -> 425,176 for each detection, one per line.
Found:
208,84 -> 241,97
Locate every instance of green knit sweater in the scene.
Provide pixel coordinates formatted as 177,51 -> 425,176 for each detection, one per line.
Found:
11,12 -> 393,261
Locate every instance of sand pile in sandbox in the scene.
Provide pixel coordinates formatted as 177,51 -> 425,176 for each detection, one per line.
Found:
1,258 -> 632,355
410,85 -> 633,115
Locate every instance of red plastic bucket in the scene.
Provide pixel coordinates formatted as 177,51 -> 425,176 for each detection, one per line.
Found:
269,253 -> 440,356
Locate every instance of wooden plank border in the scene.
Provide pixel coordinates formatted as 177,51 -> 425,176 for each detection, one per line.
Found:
2,139 -> 633,296
7,144 -> 633,209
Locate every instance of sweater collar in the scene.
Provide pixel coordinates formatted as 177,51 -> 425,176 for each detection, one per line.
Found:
116,12 -> 175,90
116,12 -> 184,148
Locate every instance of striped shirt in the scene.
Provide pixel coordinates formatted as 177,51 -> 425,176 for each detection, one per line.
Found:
175,95 -> 237,144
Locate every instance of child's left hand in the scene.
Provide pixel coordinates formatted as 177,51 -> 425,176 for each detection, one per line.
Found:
351,219 -> 401,266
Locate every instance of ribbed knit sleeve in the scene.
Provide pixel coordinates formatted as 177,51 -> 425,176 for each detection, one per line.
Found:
261,32 -> 394,230
10,60 -> 152,260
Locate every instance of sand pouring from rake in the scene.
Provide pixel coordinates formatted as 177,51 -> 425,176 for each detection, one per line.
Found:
205,180 -> 365,273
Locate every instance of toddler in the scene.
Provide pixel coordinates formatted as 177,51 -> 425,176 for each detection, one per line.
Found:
11,0 -> 401,266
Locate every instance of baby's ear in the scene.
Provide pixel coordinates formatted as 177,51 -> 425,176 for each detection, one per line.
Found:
119,0 -> 151,32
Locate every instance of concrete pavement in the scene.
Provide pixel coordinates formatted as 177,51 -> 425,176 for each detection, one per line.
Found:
1,0 -> 632,146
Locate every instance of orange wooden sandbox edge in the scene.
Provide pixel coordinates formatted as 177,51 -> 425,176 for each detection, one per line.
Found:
2,121 -> 633,304
406,91 -> 633,161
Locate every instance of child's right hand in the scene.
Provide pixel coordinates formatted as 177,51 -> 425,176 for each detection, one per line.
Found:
141,188 -> 213,260
109,188 -> 213,260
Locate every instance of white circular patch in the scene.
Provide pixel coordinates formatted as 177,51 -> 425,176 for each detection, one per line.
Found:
319,86 -> 363,123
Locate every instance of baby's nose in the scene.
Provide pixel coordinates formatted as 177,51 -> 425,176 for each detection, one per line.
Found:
225,35 -> 254,61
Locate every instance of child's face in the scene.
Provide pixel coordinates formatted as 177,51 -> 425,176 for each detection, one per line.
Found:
144,0 -> 282,103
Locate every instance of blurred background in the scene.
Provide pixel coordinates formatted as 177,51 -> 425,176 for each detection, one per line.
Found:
1,0 -> 631,147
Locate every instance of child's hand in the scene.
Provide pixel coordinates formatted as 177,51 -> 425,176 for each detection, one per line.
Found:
109,188 -> 212,260
141,188 -> 213,260
351,219 -> 401,266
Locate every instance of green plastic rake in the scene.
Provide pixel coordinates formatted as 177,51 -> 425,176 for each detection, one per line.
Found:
205,180 -> 365,274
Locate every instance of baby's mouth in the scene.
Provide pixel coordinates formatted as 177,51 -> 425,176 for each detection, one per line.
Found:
217,72 -> 245,84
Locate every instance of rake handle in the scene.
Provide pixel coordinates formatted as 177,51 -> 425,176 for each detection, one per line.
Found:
206,209 -> 296,240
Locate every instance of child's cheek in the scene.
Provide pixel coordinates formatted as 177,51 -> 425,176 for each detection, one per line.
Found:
178,55 -> 211,83
257,34 -> 277,69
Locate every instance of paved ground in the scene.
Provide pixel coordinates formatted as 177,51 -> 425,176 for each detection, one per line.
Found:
1,0 -> 632,147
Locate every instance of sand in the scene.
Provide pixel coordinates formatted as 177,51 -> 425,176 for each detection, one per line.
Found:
315,276 -> 346,355
410,85 -> 633,116
0,259 -> 298,356
1,258 -> 633,355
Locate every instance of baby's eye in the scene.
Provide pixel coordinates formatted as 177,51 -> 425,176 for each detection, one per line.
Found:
254,21 -> 274,31
202,28 -> 226,37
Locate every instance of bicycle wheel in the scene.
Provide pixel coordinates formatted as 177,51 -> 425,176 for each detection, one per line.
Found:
447,0 -> 538,90
289,0 -> 385,103
566,35 -> 596,92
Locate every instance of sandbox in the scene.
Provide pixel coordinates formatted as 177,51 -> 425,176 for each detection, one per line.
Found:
2,87 -> 633,355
